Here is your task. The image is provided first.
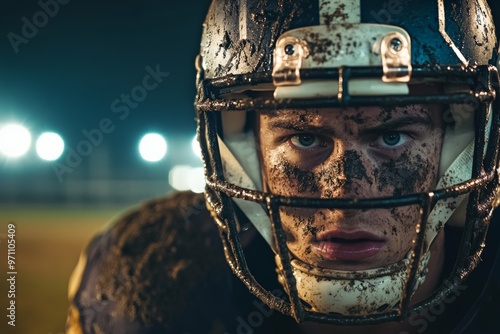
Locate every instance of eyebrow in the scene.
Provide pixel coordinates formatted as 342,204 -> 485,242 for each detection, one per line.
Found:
267,119 -> 334,133
360,115 -> 435,136
266,114 -> 435,135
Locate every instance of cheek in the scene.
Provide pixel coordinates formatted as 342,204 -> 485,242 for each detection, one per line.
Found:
373,139 -> 442,196
264,156 -> 323,195
278,209 -> 327,258
385,206 -> 421,259
280,211 -> 319,238
389,206 -> 420,237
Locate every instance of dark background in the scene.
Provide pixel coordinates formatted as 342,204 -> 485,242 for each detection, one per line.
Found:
0,0 -> 499,206
0,0 -> 212,205
0,0 -> 212,155
0,3 -> 215,334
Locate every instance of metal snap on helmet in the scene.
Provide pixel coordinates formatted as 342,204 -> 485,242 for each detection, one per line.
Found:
194,0 -> 500,325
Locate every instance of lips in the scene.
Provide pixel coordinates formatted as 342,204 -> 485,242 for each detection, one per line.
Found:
313,230 -> 386,261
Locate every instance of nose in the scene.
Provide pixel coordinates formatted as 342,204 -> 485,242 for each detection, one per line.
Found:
320,145 -> 374,199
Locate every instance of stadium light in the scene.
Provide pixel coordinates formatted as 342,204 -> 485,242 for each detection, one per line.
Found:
36,132 -> 65,161
169,165 -> 193,191
188,167 -> 206,193
139,133 -> 167,162
169,165 -> 206,193
0,123 -> 32,158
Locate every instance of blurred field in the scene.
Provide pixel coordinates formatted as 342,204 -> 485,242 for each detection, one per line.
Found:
0,204 -> 128,334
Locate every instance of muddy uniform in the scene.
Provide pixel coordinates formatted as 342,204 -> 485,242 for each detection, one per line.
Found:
66,191 -> 500,334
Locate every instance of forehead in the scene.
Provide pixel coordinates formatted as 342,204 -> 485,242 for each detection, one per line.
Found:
259,104 -> 439,129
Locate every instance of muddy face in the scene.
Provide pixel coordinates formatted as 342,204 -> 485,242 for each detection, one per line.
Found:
258,103 -> 444,271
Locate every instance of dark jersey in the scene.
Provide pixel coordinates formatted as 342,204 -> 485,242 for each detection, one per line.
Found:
66,191 -> 500,334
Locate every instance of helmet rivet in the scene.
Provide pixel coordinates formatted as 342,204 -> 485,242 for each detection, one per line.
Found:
390,37 -> 403,52
284,44 -> 295,55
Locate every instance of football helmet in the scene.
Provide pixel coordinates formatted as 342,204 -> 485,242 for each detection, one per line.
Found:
195,0 -> 500,325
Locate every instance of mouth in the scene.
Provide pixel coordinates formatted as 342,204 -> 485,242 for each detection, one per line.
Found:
312,230 -> 386,261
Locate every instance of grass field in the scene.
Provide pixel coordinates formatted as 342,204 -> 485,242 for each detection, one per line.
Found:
0,204 -> 129,334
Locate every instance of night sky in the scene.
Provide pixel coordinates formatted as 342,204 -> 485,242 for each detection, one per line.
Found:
0,0 -> 211,180
0,0 -> 499,202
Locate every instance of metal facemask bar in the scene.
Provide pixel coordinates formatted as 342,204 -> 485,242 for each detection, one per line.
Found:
195,64 -> 500,325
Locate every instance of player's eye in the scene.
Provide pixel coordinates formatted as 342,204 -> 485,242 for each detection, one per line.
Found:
377,132 -> 408,147
290,133 -> 322,148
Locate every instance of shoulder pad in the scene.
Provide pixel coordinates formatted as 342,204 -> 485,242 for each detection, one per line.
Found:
67,191 -> 230,333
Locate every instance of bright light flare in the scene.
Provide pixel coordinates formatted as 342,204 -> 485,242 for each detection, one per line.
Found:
169,165 -> 205,193
188,167 -> 206,193
139,133 -> 167,162
192,135 -> 201,158
0,123 -> 32,158
36,132 -> 65,161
